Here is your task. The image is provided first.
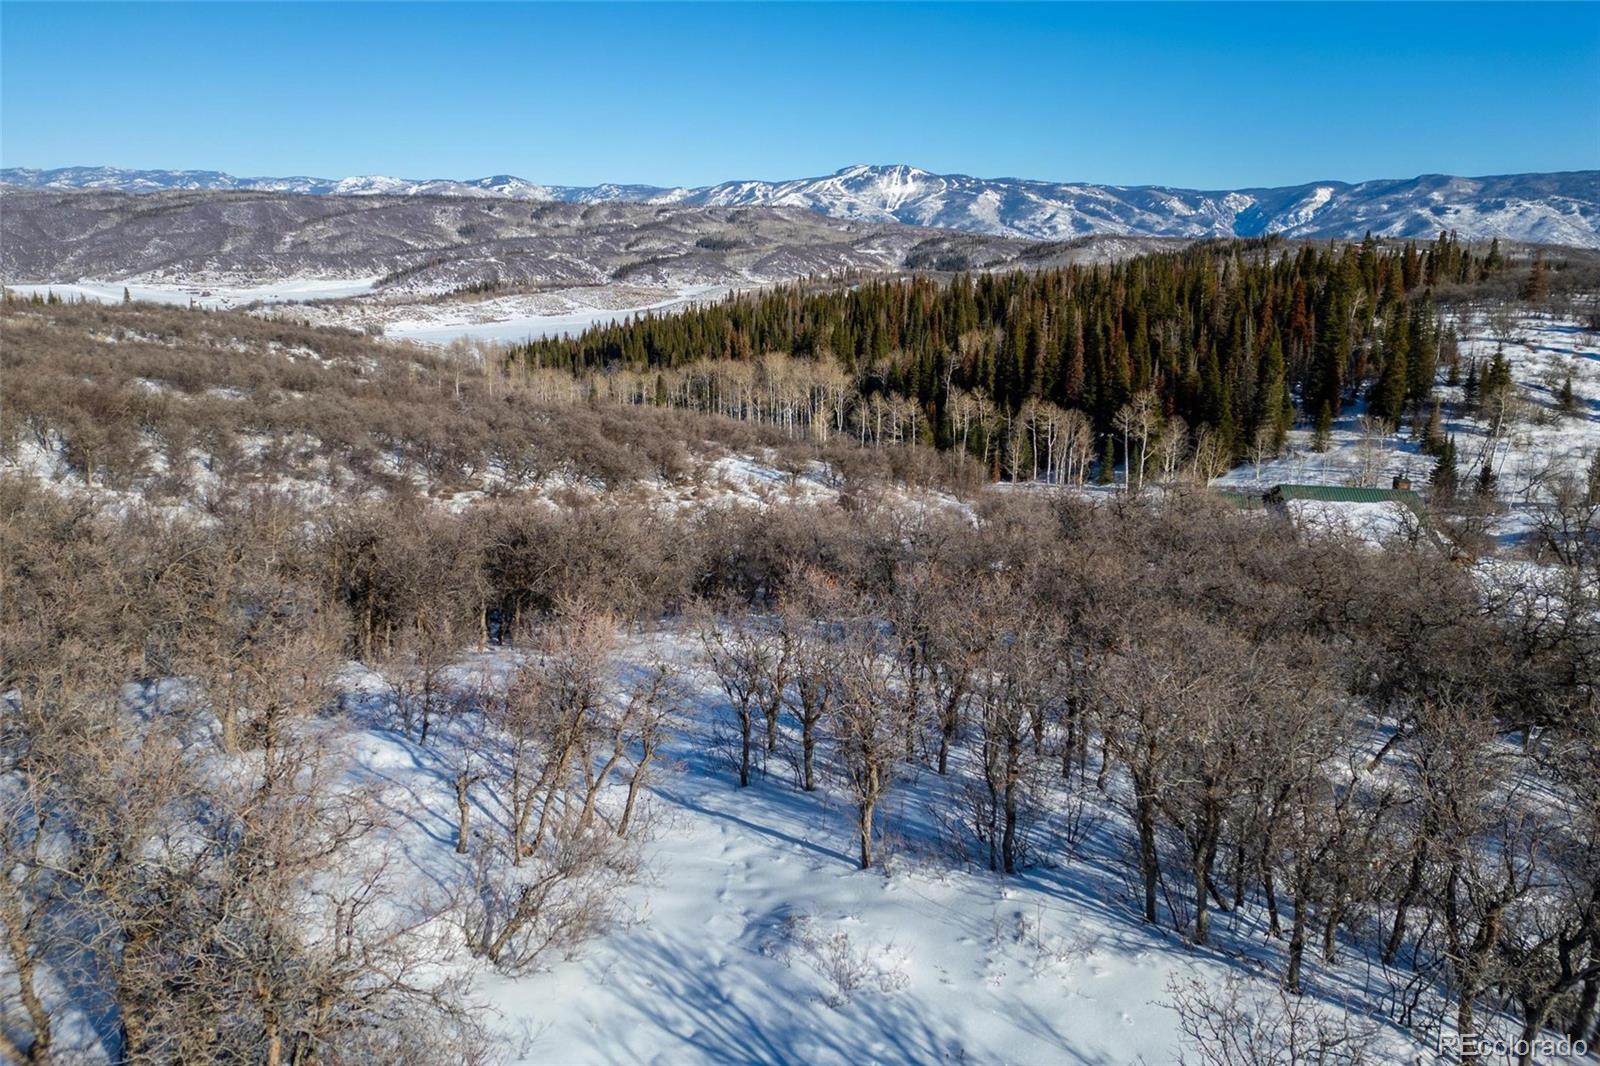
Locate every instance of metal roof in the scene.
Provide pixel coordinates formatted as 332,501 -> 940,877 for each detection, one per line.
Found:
1267,484 -> 1422,505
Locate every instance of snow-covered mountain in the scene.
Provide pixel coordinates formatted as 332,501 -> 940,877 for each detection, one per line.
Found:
6,163 -> 1598,247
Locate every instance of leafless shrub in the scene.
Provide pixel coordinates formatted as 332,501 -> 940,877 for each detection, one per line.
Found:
1167,972 -> 1381,1066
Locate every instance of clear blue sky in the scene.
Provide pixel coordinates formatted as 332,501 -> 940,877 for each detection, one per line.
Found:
2,2 -> 1596,189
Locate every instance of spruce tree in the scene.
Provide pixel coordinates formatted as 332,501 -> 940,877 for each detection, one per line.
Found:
1481,345 -> 1514,419
1522,252 -> 1549,302
1096,436 -> 1115,485
1310,286 -> 1349,416
1441,326 -> 1461,386
1371,344 -> 1408,428
1558,373 -> 1576,415
1475,458 -> 1498,499
1312,403 -> 1333,452
1405,303 -> 1437,409
1431,436 -> 1458,503
1252,336 -> 1293,451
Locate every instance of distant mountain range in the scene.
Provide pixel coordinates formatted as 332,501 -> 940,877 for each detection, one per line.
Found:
5,163 -> 1599,247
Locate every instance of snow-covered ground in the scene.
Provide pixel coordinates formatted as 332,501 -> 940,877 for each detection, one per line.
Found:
2,276 -> 738,346
383,283 -> 734,345
1215,313 -> 1600,540
362,630 -> 1600,1062
319,633 -> 1470,1065
2,276 -> 381,309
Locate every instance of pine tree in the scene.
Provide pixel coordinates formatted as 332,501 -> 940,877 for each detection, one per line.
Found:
1558,373 -> 1576,415
1405,303 -> 1437,410
1371,343 -> 1408,428
1483,345 -> 1514,407
1475,458 -> 1498,499
1441,325 -> 1461,386
1062,311 -> 1086,406
1522,252 -> 1549,302
1309,285 -> 1349,416
1431,436 -> 1458,503
1252,336 -> 1293,451
1096,436 -> 1115,485
1312,403 -> 1333,452
122,286 -> 132,305
1483,237 -> 1503,278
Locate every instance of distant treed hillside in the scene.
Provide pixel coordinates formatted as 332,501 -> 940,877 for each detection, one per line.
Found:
516,236 -> 1591,474
6,163 -> 1598,246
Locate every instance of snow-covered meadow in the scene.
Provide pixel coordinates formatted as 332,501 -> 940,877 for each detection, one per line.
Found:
379,284 -> 734,346
1,276 -> 383,310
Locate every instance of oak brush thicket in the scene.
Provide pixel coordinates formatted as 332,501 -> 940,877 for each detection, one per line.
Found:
2,250 -> 1598,1064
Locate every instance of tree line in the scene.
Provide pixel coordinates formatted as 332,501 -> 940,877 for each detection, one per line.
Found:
512,235 -> 1566,475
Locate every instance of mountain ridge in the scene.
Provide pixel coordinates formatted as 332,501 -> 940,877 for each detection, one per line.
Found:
5,162 -> 1599,247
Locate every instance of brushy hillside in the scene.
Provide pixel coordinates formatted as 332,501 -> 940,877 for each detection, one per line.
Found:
2,275 -> 1598,1065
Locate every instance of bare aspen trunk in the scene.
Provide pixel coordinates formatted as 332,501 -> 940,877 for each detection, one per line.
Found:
575,747 -> 625,836
263,1000 -> 283,1066
1515,1000 -> 1555,1066
1001,731 -> 1020,875
510,760 -> 528,865
219,703 -> 240,754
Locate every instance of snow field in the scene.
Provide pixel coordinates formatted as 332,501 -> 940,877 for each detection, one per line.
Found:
2,276 -> 381,309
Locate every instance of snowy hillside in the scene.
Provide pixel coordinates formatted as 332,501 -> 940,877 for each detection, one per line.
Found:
7,294 -> 1598,1066
7,163 -> 1598,246
352,634 -> 1478,1066
30,629 -> 1568,1065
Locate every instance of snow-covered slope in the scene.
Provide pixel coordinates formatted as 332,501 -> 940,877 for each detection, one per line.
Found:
7,163 -> 1598,246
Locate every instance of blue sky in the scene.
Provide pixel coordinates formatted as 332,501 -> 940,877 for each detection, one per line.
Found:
2,2 -> 1596,189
